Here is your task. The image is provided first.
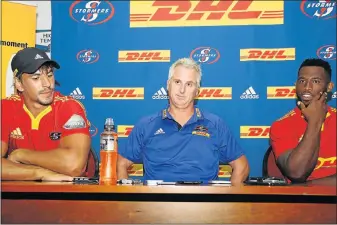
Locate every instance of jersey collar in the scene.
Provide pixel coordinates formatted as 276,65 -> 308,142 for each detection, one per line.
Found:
162,107 -> 204,122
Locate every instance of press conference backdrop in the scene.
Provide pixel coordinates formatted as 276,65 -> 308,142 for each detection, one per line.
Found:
51,1 -> 336,179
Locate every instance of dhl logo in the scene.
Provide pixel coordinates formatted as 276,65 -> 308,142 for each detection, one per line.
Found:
267,86 -> 296,99
127,164 -> 232,177
127,164 -> 144,176
218,165 -> 232,178
240,48 -> 295,61
315,157 -> 336,170
117,125 -> 134,138
240,126 -> 270,138
130,0 -> 284,27
118,50 -> 170,62
93,88 -> 144,99
196,87 -> 232,100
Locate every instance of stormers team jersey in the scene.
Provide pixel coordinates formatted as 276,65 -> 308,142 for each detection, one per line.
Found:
270,106 -> 336,181
119,107 -> 244,182
1,92 -> 90,154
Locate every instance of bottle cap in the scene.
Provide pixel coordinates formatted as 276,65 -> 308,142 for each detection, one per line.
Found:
105,118 -> 114,126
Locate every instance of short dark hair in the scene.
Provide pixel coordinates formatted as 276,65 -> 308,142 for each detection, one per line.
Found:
298,58 -> 332,82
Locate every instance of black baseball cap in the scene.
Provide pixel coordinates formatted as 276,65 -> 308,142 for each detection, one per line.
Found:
11,47 -> 61,85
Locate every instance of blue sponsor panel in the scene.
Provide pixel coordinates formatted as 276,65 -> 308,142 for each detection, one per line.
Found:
51,0 -> 336,179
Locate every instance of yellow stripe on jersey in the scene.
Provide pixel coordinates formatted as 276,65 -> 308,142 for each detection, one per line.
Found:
23,104 -> 52,130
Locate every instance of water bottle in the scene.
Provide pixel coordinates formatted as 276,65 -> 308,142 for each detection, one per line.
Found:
99,118 -> 118,185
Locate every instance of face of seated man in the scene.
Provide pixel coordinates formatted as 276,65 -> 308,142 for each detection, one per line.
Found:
296,65 -> 333,107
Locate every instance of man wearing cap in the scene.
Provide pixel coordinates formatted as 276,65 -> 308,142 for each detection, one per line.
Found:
1,47 -> 91,181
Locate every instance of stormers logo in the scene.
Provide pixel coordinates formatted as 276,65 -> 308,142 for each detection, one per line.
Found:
69,1 -> 115,25
316,45 -> 336,60
190,47 -> 220,64
300,0 -> 336,20
192,125 -> 210,138
89,123 -> 98,137
76,50 -> 100,64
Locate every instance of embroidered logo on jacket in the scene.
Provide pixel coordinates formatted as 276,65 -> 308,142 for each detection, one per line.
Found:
192,125 -> 210,138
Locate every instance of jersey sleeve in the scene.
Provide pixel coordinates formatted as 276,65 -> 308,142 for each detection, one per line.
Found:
217,118 -> 245,163
1,99 -> 11,144
58,99 -> 90,137
118,117 -> 147,163
269,120 -> 299,159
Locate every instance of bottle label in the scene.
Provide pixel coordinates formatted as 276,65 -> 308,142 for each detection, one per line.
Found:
100,136 -> 115,151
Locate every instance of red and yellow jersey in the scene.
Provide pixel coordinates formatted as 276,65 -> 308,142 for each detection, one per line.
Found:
270,106 -> 336,180
1,92 -> 90,154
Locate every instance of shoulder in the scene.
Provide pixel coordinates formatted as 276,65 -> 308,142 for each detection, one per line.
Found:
199,109 -> 234,136
53,92 -> 89,125
53,92 -> 86,110
270,109 -> 297,135
328,106 -> 336,122
273,109 -> 297,126
128,111 -> 162,137
276,109 -> 297,122
2,94 -> 21,103
1,94 -> 22,110
201,109 -> 228,128
135,110 -> 162,128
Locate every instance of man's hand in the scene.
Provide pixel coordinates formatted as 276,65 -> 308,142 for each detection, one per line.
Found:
298,92 -> 328,124
8,149 -> 31,164
228,155 -> 249,185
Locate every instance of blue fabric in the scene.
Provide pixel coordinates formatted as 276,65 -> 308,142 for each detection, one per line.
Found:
119,107 -> 244,182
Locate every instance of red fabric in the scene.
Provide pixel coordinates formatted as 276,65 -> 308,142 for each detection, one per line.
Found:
1,92 -> 90,153
270,106 -> 336,180
85,149 -> 98,178
267,149 -> 284,178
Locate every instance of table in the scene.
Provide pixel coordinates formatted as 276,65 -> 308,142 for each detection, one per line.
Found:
1,181 -> 336,223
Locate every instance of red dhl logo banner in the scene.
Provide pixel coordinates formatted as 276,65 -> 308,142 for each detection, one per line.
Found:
118,50 -> 170,62
93,88 -> 144,99
130,0 -> 284,28
240,48 -> 295,61
196,87 -> 232,99
267,86 -> 296,99
240,126 -> 270,138
117,126 -> 134,138
127,164 -> 232,177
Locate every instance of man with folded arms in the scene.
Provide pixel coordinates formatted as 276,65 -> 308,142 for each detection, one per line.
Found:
1,47 -> 91,181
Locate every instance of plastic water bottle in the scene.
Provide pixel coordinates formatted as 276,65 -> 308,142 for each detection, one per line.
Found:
99,118 -> 118,185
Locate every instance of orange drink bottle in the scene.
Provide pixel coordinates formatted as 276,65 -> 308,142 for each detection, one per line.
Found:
99,118 -> 118,185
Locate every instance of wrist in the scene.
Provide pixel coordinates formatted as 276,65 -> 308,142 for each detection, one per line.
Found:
308,119 -> 324,128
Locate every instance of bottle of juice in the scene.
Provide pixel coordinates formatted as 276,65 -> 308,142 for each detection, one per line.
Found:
99,118 -> 118,185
